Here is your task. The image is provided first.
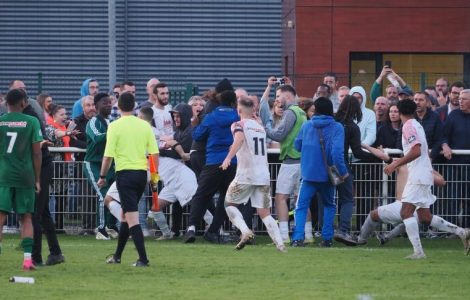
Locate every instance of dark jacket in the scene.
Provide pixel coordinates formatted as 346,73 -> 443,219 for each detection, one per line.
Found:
374,122 -> 401,149
295,115 -> 347,182
415,108 -> 444,161
160,103 -> 193,159
23,104 -> 52,165
442,109 -> 470,164
192,105 -> 239,165
341,120 -> 376,164
70,114 -> 89,161
435,105 -> 449,123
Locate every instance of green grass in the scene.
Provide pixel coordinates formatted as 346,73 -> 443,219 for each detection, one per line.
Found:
1,234 -> 469,300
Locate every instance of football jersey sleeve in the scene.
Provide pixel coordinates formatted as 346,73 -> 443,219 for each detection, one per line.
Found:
31,117 -> 43,144
402,121 -> 421,148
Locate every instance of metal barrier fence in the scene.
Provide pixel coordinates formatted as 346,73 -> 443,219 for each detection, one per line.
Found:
3,148 -> 470,236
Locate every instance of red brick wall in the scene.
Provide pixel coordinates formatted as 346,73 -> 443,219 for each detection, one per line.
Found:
284,0 -> 470,96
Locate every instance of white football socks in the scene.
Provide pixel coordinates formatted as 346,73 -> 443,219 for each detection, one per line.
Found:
203,210 -> 213,226
359,214 -> 379,241
385,223 -> 406,240
430,215 -> 465,237
279,221 -> 289,240
262,215 -> 284,246
108,201 -> 123,222
305,221 -> 313,240
152,211 -> 172,235
225,206 -> 250,235
403,217 -> 424,255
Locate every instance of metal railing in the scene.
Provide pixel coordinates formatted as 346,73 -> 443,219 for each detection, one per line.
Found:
3,148 -> 470,236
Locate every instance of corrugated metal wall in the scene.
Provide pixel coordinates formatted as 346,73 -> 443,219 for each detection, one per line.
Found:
0,0 -> 281,108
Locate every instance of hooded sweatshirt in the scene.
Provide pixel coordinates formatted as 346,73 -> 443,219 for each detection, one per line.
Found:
160,103 -> 194,159
294,115 -> 347,182
349,86 -> 376,146
72,78 -> 95,119
192,105 -> 239,165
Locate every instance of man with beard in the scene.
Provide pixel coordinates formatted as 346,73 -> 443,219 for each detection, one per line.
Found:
151,82 -> 174,148
436,82 -> 465,123
83,93 -> 117,240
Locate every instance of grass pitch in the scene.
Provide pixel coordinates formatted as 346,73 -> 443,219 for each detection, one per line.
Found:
1,234 -> 469,300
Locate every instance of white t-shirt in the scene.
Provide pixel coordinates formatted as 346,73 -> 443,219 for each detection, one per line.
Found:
401,119 -> 433,185
232,119 -> 270,185
152,106 -> 174,148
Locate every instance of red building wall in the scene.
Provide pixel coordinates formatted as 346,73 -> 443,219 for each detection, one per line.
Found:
284,0 -> 470,96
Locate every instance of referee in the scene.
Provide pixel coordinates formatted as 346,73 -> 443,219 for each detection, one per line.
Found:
97,92 -> 159,267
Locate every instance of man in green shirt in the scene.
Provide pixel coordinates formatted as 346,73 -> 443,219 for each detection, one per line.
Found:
0,89 -> 42,270
99,92 -> 159,267
84,93 -> 117,239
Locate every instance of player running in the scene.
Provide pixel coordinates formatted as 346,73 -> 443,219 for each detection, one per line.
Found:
0,89 -> 43,270
221,97 -> 286,252
378,99 -> 470,259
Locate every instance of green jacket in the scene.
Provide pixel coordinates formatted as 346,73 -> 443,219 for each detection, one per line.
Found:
84,115 -> 108,162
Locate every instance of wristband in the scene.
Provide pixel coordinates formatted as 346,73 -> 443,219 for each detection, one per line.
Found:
171,142 -> 181,150
99,175 -> 106,179
385,157 -> 393,164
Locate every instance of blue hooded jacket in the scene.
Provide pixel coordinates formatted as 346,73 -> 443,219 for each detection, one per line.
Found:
295,115 -> 348,182
192,105 -> 239,165
72,78 -> 95,119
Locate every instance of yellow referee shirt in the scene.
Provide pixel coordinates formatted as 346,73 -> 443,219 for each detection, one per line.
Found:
104,115 -> 159,171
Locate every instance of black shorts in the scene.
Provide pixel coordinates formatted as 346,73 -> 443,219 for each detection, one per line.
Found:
116,170 -> 147,213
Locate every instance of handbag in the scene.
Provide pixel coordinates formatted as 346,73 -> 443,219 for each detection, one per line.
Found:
316,128 -> 344,186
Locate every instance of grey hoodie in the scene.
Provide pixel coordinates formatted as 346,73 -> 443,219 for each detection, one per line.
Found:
349,86 -> 376,146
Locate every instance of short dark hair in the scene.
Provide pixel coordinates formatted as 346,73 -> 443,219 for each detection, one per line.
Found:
153,82 -> 168,94
5,89 -> 27,106
324,72 -> 337,81
397,99 -> 417,116
94,92 -> 110,105
450,81 -> 466,90
122,80 -> 135,87
217,90 -> 237,107
313,97 -> 333,117
48,104 -> 65,117
424,85 -> 436,91
139,106 -> 154,123
319,83 -> 331,94
118,92 -> 135,112
113,83 -> 122,90
276,84 -> 296,96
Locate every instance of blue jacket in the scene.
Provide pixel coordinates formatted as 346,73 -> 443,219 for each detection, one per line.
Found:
295,115 -> 347,182
72,78 -> 95,119
192,106 -> 239,165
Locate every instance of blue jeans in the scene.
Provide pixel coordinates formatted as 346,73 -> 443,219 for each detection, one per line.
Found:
337,168 -> 354,233
293,180 -> 336,241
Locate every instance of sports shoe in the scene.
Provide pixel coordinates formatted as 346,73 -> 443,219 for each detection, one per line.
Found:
105,254 -> 121,264
458,228 -> 470,252
132,260 -> 149,267
376,233 -> 388,246
23,259 -> 36,271
106,226 -> 119,239
183,229 -> 196,243
204,231 -> 229,244
319,239 -> 332,248
235,230 -> 254,251
156,231 -> 175,241
290,240 -> 305,247
334,231 -> 357,247
96,227 -> 110,240
276,244 -> 288,253
405,252 -> 426,260
46,254 -> 65,266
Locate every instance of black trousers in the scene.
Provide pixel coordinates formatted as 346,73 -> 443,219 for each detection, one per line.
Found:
188,164 -> 236,233
32,160 -> 62,262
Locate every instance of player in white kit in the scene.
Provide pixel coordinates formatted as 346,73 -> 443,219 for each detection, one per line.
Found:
383,99 -> 470,259
221,97 -> 286,252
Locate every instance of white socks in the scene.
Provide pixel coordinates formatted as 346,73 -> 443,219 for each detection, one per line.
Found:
403,217 -> 424,255
305,221 -> 313,240
225,206 -> 250,234
203,210 -> 213,226
152,211 -> 171,235
385,223 -> 406,240
108,201 -> 123,222
359,214 -> 379,241
262,215 -> 284,246
430,215 -> 465,237
279,221 -> 289,240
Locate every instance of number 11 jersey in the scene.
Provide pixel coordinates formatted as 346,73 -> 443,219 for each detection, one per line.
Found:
231,119 -> 270,185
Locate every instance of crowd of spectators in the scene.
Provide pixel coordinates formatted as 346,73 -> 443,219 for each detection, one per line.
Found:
1,68 -> 470,246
